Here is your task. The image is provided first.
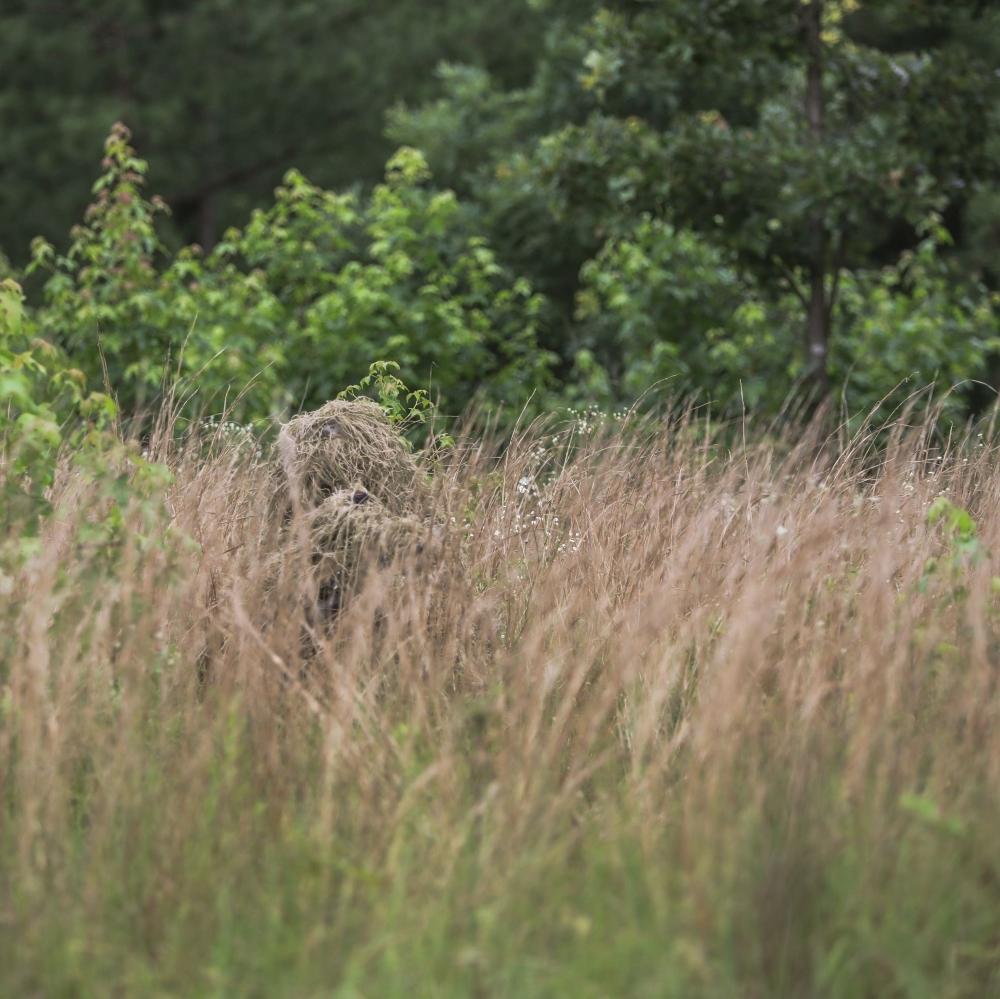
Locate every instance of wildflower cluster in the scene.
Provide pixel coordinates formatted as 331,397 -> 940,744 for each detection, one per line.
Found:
201,414 -> 263,459
563,402 -> 629,437
487,419 -> 610,558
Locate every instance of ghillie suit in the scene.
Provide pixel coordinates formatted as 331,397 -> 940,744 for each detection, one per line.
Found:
269,399 -> 431,628
305,486 -> 424,619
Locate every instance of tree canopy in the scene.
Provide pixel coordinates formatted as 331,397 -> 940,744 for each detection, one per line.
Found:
3,0 -> 999,423
0,0 -> 545,258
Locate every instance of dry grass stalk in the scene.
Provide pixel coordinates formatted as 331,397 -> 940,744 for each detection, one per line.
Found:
1,407 -> 999,993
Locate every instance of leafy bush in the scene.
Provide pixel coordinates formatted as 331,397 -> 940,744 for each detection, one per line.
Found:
573,211 -> 999,418
831,218 -> 1000,422
237,147 -> 552,414
0,277 -> 117,532
26,124 -> 176,411
575,215 -> 756,406
15,125 -> 1000,431
24,125 -> 554,424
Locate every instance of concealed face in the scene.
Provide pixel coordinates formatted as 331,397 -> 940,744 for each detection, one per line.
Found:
320,484 -> 378,512
305,482 -> 422,622
308,486 -> 386,559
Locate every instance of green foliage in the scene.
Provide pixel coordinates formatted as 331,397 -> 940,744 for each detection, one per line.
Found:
0,277 -> 117,533
575,216 -> 750,405
0,0 -> 550,260
899,791 -> 966,839
21,129 -> 553,424
251,147 -> 552,414
391,0 -> 1000,415
10,75 -> 998,433
927,496 -> 978,547
1,272 -> 173,627
27,123 -> 175,410
832,221 -> 1000,422
9,4 -> 1000,426
337,360 -> 432,429
921,497 -> 988,596
386,65 -> 544,191
571,211 -> 999,416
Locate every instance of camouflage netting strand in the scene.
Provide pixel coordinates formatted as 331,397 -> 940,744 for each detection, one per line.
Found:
276,399 -> 426,516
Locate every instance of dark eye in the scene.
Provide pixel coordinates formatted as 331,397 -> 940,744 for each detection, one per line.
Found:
352,489 -> 369,505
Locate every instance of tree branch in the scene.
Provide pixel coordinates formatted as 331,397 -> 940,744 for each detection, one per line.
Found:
774,256 -> 810,309
826,229 -> 848,322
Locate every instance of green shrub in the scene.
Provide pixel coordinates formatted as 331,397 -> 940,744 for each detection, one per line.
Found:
831,218 -> 1000,423
575,215 -> 759,407
573,211 -> 999,419
24,125 -> 554,425
0,277 -> 117,533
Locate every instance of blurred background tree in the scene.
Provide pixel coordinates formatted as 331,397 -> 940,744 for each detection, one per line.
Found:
391,0 -> 1000,404
2,0 -> 998,421
0,0 -> 545,259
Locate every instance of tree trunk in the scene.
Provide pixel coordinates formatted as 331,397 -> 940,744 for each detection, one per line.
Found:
804,1 -> 825,140
198,191 -> 218,252
806,264 -> 828,392
803,0 -> 830,396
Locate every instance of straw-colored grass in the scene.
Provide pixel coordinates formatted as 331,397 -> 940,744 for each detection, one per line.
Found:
2,408 -> 999,996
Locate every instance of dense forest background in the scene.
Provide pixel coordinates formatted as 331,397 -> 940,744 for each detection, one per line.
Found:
3,0 -> 1000,424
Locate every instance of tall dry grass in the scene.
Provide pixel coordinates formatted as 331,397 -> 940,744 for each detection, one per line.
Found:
2,407 -> 999,995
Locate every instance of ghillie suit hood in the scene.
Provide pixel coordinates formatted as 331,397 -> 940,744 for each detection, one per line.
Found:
275,399 -> 427,517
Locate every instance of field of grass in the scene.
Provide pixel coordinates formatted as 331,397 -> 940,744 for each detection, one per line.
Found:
2,409 -> 1000,996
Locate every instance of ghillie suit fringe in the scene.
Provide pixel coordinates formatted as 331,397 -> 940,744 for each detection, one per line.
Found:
305,486 -> 424,618
270,399 -> 431,626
